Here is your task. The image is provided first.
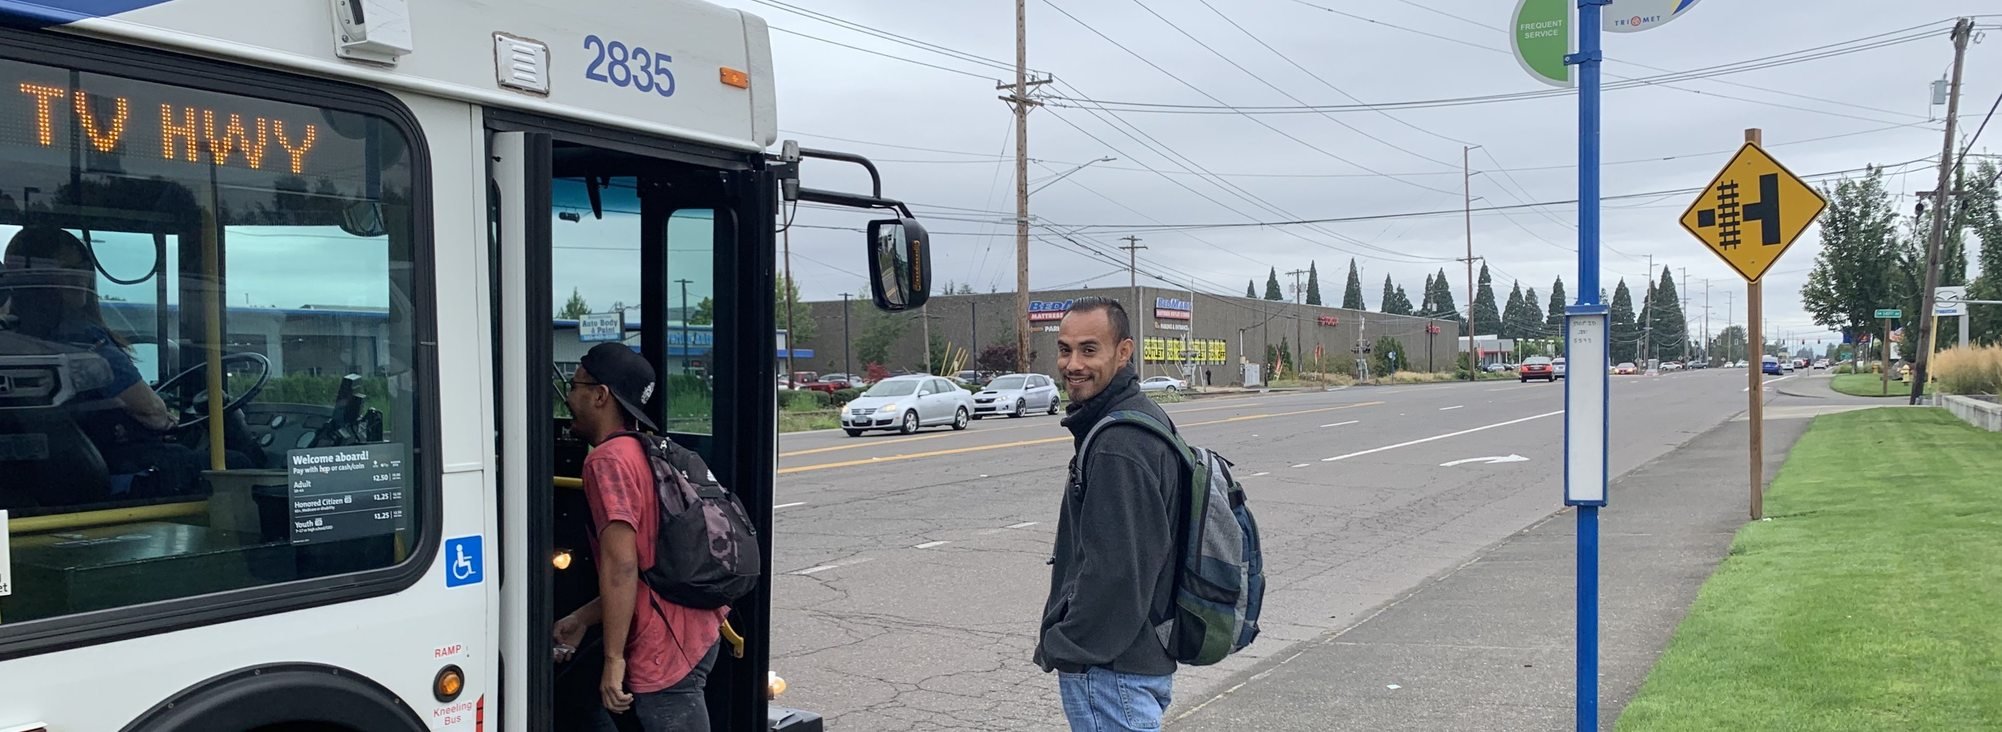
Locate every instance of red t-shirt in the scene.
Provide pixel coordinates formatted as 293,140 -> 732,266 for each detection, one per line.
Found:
583,436 -> 729,693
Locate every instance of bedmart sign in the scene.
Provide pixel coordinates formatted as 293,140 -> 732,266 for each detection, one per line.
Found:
1155,297 -> 1192,320
1027,300 -> 1073,322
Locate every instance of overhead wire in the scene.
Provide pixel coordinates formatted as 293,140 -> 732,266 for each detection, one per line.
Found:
1066,157 -> 1938,233
1046,0 -> 1463,196
1044,17 -> 1948,123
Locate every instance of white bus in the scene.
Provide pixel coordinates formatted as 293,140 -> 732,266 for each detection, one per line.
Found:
0,1 -> 930,730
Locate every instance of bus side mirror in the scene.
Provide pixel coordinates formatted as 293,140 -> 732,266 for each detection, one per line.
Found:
866,218 -> 929,312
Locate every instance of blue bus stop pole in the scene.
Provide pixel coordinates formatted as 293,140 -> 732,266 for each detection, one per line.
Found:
1569,1 -> 1605,730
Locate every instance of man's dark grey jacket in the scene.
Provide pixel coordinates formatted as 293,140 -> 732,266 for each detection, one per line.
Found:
1034,368 -> 1181,676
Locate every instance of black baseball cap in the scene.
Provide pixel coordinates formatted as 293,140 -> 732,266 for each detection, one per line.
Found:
578,342 -> 659,432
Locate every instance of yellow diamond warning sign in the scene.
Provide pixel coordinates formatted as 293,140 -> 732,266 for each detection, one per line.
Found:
1679,143 -> 1827,283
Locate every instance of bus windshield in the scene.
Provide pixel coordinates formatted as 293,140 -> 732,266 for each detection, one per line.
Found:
0,56 -> 424,624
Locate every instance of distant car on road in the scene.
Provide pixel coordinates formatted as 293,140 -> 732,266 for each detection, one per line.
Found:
1519,356 -> 1557,382
1813,359 -> 1830,370
1661,361 -> 1683,372
842,375 -> 974,437
1613,362 -> 1638,375
1762,356 -> 1782,375
1139,376 -> 1187,393
1553,357 -> 1567,379
972,373 -> 1061,418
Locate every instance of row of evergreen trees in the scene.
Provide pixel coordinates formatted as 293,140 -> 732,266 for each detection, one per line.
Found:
1240,258 -> 1700,364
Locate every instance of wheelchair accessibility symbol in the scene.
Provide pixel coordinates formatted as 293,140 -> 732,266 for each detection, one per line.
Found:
444,535 -> 484,588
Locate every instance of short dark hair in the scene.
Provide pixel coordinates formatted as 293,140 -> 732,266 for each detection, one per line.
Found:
1063,296 -> 1131,342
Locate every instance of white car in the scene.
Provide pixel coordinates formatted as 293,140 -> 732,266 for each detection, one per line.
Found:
1552,357 -> 1567,379
972,373 -> 1061,418
1139,376 -> 1188,393
841,375 -> 974,436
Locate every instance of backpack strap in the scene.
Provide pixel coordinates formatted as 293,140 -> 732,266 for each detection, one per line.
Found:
1077,409 -> 1199,475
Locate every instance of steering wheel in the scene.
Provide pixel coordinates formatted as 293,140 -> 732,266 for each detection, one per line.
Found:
153,352 -> 273,430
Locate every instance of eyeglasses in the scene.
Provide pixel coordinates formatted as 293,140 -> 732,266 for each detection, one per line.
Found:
567,377 -> 603,391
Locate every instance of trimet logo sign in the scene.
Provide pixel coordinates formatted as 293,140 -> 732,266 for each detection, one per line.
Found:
1605,0 -> 1701,33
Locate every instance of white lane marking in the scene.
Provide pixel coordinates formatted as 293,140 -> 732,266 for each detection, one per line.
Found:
1251,471 -> 1272,477
913,540 -> 949,549
773,502 -> 807,510
1322,410 -> 1565,463
794,557 -> 875,575
1006,521 -> 1041,529
1291,463 -> 1311,468
1486,387 -> 1516,392
1322,420 -> 1360,428
1439,405 -> 1465,411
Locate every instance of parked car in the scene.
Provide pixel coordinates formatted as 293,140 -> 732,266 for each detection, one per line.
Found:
1613,362 -> 1639,375
1485,362 -> 1511,373
841,375 -> 974,436
1519,356 -> 1557,382
1139,376 -> 1187,393
972,373 -> 1061,418
1552,357 -> 1567,379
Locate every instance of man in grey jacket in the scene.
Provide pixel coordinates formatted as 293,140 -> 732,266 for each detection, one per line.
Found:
1034,296 -> 1183,731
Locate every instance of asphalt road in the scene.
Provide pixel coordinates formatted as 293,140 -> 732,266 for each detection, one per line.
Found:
768,369 -> 1785,730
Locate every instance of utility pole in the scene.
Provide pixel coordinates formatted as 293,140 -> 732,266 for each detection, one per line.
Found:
1912,17 -> 1974,405
1702,278 -> 1711,366
1002,0 -> 1050,374
1288,268 -> 1308,378
1680,266 -> 1691,363
1463,144 -> 1477,381
1643,254 -> 1654,370
1121,235 -> 1147,374
1725,290 -> 1734,364
839,292 -> 854,383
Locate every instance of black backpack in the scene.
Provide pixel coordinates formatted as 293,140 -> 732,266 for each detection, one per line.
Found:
610,432 -> 762,609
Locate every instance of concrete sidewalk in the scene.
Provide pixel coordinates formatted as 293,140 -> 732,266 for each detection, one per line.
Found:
1169,414 -> 1816,731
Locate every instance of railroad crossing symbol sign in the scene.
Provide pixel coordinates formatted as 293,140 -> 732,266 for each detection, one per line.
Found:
1679,142 -> 1827,283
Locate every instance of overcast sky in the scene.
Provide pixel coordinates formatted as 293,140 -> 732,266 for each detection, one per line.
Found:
721,0 -> 1998,351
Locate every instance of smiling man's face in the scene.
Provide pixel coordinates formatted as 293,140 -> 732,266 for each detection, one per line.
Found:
1057,307 -> 1133,403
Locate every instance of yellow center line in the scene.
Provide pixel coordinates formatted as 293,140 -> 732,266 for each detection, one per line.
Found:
777,401 -> 1381,475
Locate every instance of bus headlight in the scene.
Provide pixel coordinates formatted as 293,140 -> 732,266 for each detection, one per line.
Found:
552,549 -> 572,570
768,671 -> 788,700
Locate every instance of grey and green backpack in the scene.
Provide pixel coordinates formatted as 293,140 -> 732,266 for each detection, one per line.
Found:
1079,410 -> 1265,666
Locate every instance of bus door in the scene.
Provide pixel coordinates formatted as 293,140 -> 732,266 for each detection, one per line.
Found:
488,122 -> 776,732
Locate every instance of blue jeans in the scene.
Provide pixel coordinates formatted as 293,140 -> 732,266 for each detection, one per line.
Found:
1058,667 -> 1174,731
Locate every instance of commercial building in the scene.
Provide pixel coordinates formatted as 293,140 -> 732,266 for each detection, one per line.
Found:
795,287 -> 1458,385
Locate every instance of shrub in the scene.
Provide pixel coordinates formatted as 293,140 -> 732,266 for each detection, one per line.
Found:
782,389 -> 830,411
1933,345 -> 2002,395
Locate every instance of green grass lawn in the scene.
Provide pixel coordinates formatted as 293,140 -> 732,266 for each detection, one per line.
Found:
1617,408 -> 2002,731
1830,372 -> 1933,397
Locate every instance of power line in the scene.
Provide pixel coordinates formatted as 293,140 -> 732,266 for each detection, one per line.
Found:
1045,18 -> 1947,122
769,27 -> 997,81
1066,157 -> 1937,233
1043,0 -> 1461,197
755,0 -> 1030,75
1369,0 -> 1945,123
1282,2 -> 1960,124
786,119 -> 1937,179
